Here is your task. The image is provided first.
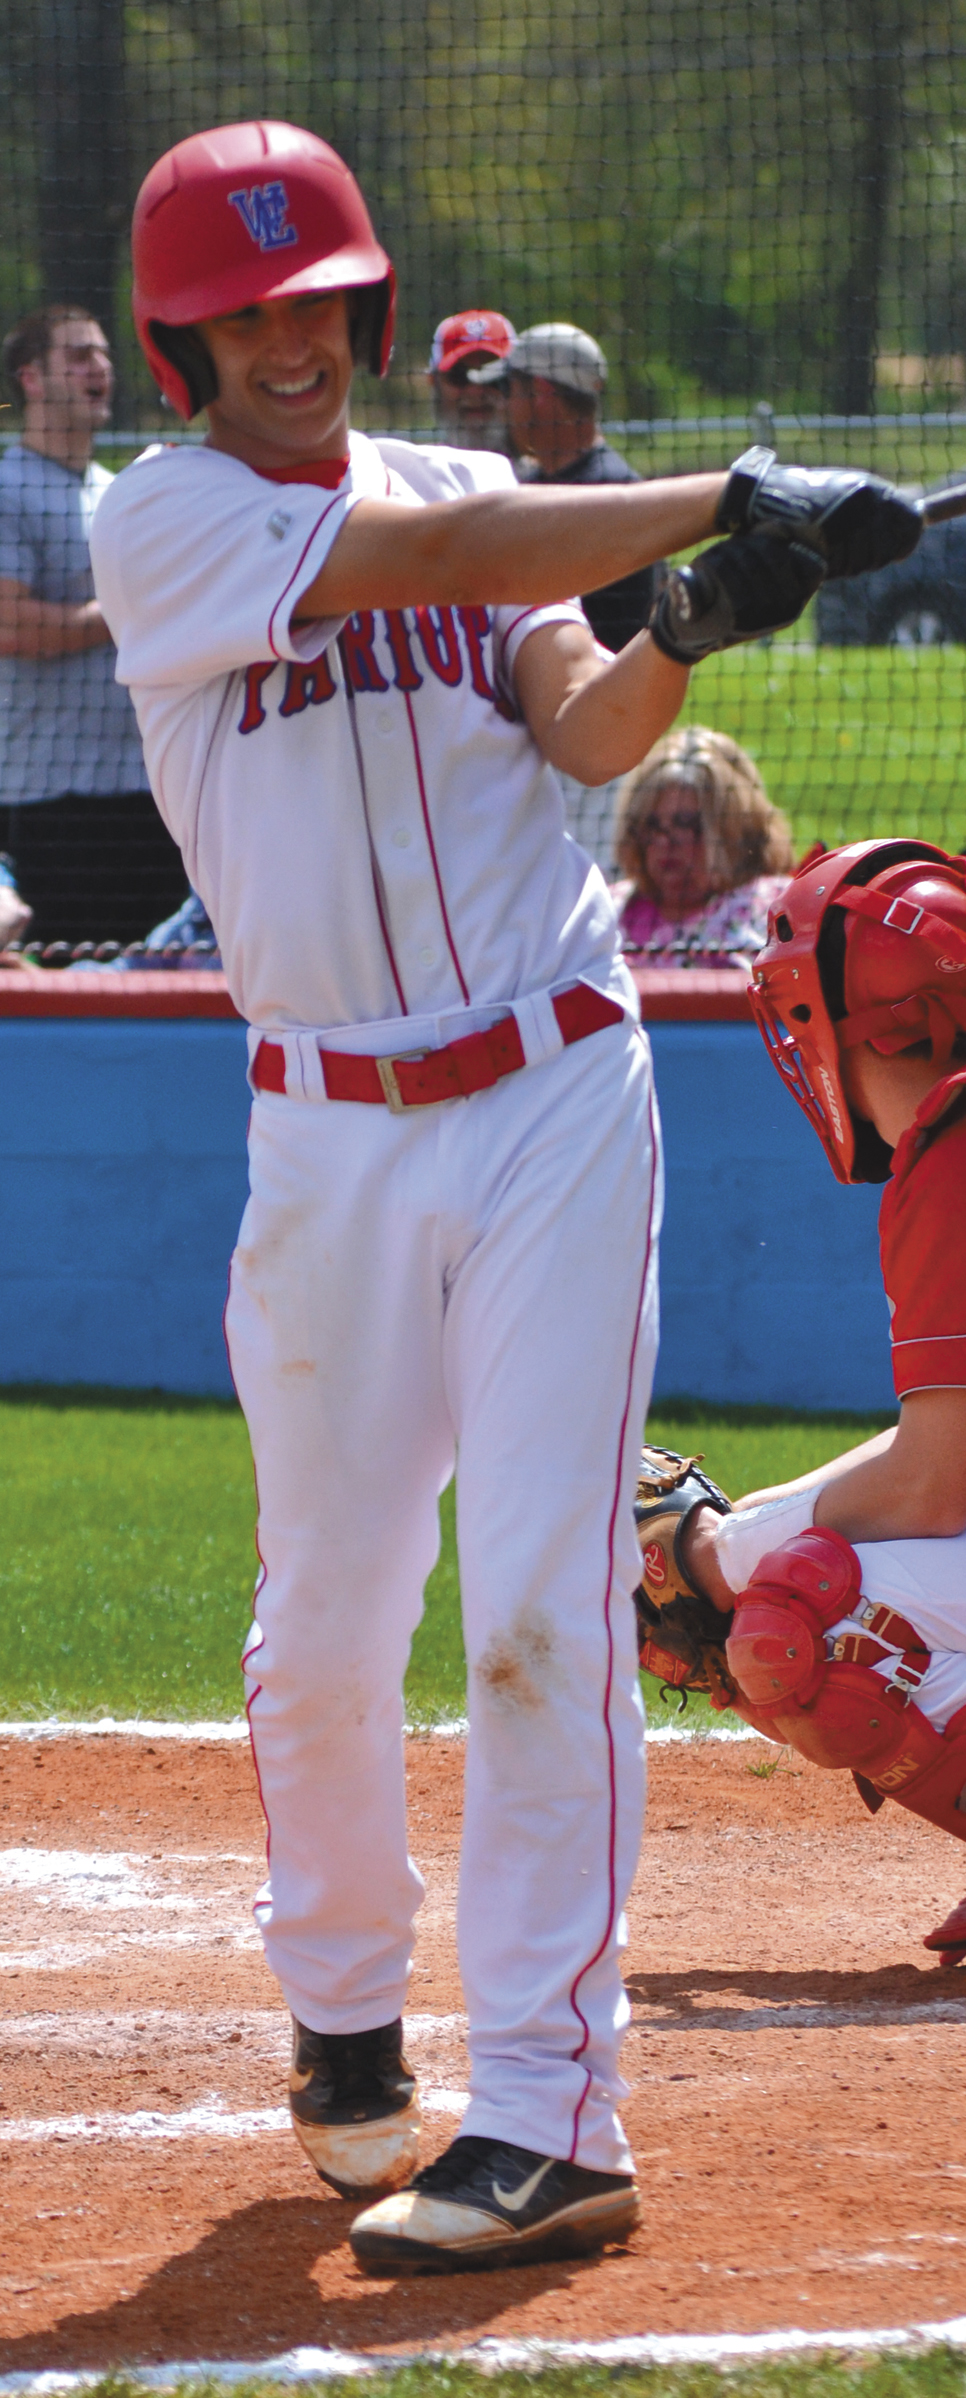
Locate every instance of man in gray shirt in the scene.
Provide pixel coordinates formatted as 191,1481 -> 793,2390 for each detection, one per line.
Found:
0,306 -> 187,947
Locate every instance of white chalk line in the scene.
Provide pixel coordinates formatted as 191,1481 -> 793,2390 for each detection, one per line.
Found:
0,2011 -> 470,2143
0,1845 -> 263,1970
0,1716 -> 758,1744
0,1933 -> 261,1974
0,1849 -> 257,1893
0,2009 -> 465,2043
5,2322 -> 966,2389
0,2090 -> 470,2146
0,1720 -> 255,1744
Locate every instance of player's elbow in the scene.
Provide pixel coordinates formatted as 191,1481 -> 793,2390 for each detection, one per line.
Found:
903,1463 -> 966,1539
926,1491 -> 966,1539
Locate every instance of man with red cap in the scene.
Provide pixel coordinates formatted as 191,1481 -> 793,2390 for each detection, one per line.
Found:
90,118 -> 922,2274
651,839 -> 966,1970
427,309 -> 516,449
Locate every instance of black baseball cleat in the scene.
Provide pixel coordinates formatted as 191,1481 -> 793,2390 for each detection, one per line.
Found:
349,2132 -> 639,2274
289,2016 -> 420,2198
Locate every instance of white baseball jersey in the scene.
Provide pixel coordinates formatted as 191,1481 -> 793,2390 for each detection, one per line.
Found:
93,420 -> 660,2176
90,430 -> 631,1038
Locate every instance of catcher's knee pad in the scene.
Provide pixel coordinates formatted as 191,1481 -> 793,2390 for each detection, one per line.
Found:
876,1701 -> 966,1842
725,1528 -> 937,1777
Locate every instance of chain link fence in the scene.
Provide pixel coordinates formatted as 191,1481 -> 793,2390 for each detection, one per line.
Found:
2,0 -> 966,940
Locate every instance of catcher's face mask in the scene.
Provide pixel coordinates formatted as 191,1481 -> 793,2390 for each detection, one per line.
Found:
749,838 -> 966,1184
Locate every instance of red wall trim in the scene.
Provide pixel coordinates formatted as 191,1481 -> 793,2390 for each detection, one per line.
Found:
0,968 -> 241,1020
631,964 -> 752,1021
0,963 -> 750,1024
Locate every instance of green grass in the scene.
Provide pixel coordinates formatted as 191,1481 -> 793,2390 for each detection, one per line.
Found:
1,1387 -> 257,1720
618,423 -> 966,489
0,1388 -> 892,1727
678,644 -> 966,859
67,2347 -> 966,2398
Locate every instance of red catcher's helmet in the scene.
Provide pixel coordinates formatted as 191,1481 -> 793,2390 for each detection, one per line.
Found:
132,120 -> 396,419
749,838 -> 966,1184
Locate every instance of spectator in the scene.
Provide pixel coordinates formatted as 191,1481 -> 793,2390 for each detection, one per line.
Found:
480,323 -> 668,872
427,310 -> 516,450
497,322 -> 667,652
612,725 -> 794,967
0,852 -> 31,951
127,887 -> 221,968
0,305 -> 188,948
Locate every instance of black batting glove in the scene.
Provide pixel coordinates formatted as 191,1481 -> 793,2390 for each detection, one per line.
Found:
715,444 -> 921,580
648,529 -> 825,666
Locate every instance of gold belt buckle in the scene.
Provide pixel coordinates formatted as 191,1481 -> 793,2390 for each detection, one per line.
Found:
375,1048 -> 434,1114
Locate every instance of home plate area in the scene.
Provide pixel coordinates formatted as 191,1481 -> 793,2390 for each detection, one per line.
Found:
2,1731 -> 966,2369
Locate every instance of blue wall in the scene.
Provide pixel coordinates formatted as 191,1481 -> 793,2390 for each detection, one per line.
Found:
0,1015 -> 895,1413
649,1021 -> 892,1413
0,1019 -> 250,1397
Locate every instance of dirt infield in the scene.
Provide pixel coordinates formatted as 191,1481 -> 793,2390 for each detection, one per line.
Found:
2,1729 -> 966,2367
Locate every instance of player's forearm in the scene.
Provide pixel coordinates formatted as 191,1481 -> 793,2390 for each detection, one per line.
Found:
681,1429 -> 899,1612
530,632 -> 689,782
814,1392 -> 966,1542
814,1450 -> 966,1542
294,474 -> 726,619
0,588 -> 111,658
732,1430 -> 896,1514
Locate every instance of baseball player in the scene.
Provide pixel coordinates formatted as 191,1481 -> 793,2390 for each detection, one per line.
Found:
635,839 -> 966,1968
90,119 -> 922,2275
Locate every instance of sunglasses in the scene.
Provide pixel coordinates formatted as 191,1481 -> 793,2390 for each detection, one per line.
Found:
642,812 -> 704,841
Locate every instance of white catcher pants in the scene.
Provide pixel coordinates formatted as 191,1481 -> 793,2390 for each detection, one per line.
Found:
225,1017 -> 662,2171
719,1498 -> 966,1730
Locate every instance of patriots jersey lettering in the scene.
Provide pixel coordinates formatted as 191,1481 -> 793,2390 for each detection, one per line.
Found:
238,605 -> 512,733
228,181 -> 299,253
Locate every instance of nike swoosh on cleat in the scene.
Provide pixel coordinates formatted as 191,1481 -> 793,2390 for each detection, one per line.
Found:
491,2158 -> 555,2214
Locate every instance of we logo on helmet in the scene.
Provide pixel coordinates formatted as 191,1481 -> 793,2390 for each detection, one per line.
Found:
228,181 -> 298,253
643,1542 -> 667,1588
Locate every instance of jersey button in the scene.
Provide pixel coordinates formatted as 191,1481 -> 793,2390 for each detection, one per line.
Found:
419,946 -> 437,966
392,829 -> 412,848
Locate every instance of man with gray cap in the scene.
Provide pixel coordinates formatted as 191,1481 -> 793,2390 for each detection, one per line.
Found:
498,324 -> 666,654
479,323 -> 666,866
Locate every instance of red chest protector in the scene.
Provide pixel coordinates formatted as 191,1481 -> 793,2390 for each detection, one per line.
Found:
725,1528 -> 966,1841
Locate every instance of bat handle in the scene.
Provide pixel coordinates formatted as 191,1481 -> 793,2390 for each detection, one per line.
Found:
916,483 -> 966,525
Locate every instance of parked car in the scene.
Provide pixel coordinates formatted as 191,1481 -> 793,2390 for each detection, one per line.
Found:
816,483 -> 966,645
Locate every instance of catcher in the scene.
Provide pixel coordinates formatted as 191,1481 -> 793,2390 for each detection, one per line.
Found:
634,837 -> 966,1966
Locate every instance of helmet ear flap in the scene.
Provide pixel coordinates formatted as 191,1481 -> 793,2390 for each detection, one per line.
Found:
348,277 -> 394,376
148,321 -> 219,416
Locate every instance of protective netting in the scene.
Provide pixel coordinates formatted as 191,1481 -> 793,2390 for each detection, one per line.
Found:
3,0 -> 966,947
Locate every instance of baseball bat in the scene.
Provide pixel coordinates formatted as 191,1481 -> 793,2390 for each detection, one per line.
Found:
916,483 -> 966,525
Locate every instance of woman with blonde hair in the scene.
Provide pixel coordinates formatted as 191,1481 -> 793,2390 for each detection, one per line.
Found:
613,725 -> 794,967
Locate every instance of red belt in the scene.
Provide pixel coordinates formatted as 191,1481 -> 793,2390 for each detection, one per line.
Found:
252,982 -> 624,1112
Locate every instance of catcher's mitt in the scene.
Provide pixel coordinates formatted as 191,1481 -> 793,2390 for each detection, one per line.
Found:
633,1446 -> 736,1710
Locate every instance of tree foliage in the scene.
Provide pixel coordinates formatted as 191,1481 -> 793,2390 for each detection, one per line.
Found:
1,0 -> 965,418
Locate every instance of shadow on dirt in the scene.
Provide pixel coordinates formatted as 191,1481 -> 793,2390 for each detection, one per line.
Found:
626,1960 -> 966,2031
0,2191 -> 610,2372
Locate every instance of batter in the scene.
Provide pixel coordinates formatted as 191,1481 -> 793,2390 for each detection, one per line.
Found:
90,118 -> 901,2275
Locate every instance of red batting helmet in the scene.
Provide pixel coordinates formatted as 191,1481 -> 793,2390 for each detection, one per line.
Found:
749,838 -> 966,1183
132,120 -> 396,419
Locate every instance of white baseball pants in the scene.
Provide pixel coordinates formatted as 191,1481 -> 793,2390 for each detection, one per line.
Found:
719,1496 -> 966,1730
225,1017 -> 662,2172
